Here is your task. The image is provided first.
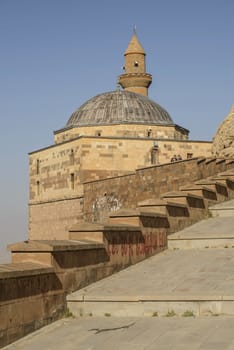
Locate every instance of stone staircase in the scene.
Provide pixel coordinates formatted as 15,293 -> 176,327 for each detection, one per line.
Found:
66,169 -> 234,318
2,159 -> 234,347
9,166 -> 234,294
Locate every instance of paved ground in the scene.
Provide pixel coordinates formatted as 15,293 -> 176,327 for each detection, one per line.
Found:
68,248 -> 234,301
169,215 -> 234,239
4,315 -> 234,350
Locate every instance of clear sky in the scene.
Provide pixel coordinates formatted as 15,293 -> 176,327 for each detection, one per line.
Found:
0,0 -> 233,259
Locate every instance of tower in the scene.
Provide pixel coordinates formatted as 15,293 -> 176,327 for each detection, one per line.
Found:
118,31 -> 152,96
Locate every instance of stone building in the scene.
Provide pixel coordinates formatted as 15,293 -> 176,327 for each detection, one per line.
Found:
29,32 -> 212,240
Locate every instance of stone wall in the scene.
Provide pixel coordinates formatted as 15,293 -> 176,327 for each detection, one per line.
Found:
54,123 -> 189,144
29,133 -> 211,239
29,196 -> 84,240
83,158 -> 229,222
0,264 -> 65,348
4,156 -> 234,348
55,227 -> 167,292
30,132 -> 211,206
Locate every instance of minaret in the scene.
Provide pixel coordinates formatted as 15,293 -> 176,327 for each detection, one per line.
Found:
118,31 -> 152,96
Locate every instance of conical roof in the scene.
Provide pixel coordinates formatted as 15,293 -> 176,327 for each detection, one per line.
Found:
124,33 -> 145,55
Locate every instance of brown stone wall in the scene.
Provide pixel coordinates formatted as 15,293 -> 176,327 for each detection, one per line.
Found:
0,268 -> 65,348
83,158 -> 231,222
29,197 -> 84,240
59,228 -> 167,292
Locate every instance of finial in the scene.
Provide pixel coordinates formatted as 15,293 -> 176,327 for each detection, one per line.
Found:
133,24 -> 137,35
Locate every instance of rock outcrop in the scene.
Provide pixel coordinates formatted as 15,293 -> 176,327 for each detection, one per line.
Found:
212,105 -> 234,157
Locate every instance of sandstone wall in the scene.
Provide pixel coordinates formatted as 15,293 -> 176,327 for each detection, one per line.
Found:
29,142 -> 83,203
29,197 -> 84,240
83,158 -> 228,222
54,123 -> 189,144
29,135 -> 211,239
30,134 -> 211,204
0,264 -> 65,348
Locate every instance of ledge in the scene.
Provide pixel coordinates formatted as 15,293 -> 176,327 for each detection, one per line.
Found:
8,240 -> 105,253
69,222 -> 141,233
109,208 -> 167,218
161,191 -> 204,200
0,262 -> 54,279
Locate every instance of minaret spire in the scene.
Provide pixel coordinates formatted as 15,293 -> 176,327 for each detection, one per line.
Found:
118,31 -> 152,96
133,24 -> 137,35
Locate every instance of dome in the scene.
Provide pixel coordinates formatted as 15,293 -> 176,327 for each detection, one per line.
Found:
66,90 -> 173,127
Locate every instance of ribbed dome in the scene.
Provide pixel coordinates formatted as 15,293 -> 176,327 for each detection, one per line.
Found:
66,90 -> 173,127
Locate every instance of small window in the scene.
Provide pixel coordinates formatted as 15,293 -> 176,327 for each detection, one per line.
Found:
187,153 -> 193,159
36,159 -> 40,174
70,173 -> 74,190
151,148 -> 158,165
70,149 -> 74,165
134,61 -> 139,67
147,129 -> 152,137
36,181 -> 40,195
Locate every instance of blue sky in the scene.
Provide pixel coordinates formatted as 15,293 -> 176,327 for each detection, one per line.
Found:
0,0 -> 233,258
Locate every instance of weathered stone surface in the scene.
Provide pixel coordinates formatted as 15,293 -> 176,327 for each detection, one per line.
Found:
0,264 -> 65,348
212,105 -> 234,157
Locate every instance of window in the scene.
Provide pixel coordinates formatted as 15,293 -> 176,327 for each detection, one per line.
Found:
187,153 -> 193,159
147,129 -> 152,137
70,149 -> 74,165
70,173 -> 74,189
36,159 -> 40,174
36,181 -> 40,195
151,147 -> 158,165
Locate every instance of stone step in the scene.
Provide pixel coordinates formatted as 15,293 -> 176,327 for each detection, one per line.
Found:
179,184 -> 217,203
218,170 -> 234,177
137,198 -> 189,217
168,216 -> 234,249
209,199 -> 234,217
69,222 -> 141,243
108,208 -> 169,228
8,239 -> 105,266
161,191 -> 205,208
209,175 -> 234,197
137,199 -> 195,233
67,294 -> 234,318
160,191 -> 207,224
195,179 -> 228,202
67,249 -> 234,317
